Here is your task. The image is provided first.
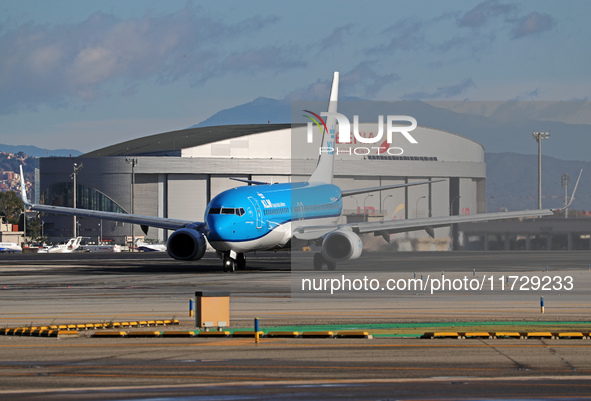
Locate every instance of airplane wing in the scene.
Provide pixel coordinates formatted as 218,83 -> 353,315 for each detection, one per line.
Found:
19,166 -> 198,232
295,169 -> 582,242
292,209 -> 555,241
27,203 -> 197,231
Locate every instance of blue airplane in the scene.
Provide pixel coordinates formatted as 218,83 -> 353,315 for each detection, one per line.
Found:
0,242 -> 22,253
21,72 -> 570,271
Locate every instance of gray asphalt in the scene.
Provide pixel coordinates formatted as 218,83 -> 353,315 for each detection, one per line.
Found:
1,250 -> 591,400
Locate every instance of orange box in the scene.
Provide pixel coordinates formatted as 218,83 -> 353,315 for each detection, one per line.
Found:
195,291 -> 230,329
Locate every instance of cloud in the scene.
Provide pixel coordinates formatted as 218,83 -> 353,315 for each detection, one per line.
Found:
368,17 -> 425,54
319,24 -> 354,49
509,88 -> 540,101
510,12 -> 555,39
198,45 -> 307,83
284,62 -> 400,100
0,6 -> 282,114
458,0 -> 517,28
457,1 -> 555,40
402,79 -> 476,100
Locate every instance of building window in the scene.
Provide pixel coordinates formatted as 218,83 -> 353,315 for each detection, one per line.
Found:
41,182 -> 128,214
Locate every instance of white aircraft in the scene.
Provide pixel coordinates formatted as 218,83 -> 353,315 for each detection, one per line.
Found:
0,242 -> 22,253
136,239 -> 167,252
37,237 -> 82,254
20,72 -> 574,271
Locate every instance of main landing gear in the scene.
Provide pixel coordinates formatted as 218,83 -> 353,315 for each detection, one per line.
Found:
313,252 -> 336,271
222,251 -> 246,272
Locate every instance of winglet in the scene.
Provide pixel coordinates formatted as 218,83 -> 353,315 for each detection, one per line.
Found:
553,169 -> 582,211
566,169 -> 583,209
19,165 -> 30,206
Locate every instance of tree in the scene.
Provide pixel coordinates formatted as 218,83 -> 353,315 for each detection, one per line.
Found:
26,215 -> 42,242
0,191 -> 24,225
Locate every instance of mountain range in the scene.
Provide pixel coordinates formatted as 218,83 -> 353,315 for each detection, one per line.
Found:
0,144 -> 82,157
198,98 -> 591,162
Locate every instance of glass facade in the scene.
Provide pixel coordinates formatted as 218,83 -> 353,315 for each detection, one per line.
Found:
41,182 -> 128,213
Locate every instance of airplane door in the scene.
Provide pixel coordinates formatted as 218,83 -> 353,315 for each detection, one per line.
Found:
297,201 -> 305,221
248,197 -> 263,229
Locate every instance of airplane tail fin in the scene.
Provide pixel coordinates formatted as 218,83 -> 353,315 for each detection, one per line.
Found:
308,71 -> 339,184
19,165 -> 30,206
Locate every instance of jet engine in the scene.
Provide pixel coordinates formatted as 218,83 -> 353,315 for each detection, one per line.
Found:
167,227 -> 207,261
321,229 -> 363,263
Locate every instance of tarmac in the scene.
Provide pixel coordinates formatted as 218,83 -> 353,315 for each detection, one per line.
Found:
1,250 -> 591,400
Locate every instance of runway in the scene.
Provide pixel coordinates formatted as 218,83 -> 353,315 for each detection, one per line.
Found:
2,250 -> 591,400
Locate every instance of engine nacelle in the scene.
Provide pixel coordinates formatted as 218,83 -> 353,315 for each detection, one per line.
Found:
167,227 -> 207,261
321,229 -> 363,263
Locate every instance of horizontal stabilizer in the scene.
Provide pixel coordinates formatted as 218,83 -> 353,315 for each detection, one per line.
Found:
230,177 -> 270,185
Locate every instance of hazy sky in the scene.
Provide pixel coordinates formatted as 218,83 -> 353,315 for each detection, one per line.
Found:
1,0 -> 589,152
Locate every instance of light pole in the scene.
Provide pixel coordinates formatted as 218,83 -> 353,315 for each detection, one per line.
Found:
415,195 -> 426,218
98,221 -> 102,244
126,158 -> 138,251
352,197 -> 359,214
561,173 -> 570,218
532,131 -> 550,209
363,194 -> 374,218
527,196 -> 535,210
382,194 -> 393,220
21,211 -> 26,247
70,162 -> 84,237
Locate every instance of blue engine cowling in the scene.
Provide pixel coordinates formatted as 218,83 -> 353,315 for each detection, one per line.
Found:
167,227 -> 207,261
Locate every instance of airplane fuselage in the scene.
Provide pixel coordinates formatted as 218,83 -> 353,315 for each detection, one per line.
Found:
0,243 -> 22,253
205,182 -> 342,253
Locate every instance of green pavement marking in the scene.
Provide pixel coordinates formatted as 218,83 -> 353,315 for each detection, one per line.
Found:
224,321 -> 591,338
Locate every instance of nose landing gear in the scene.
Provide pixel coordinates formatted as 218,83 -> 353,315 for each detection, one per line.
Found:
222,251 -> 246,272
222,254 -> 236,272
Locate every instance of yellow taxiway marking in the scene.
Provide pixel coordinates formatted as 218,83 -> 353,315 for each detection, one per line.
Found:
1,339 -> 591,349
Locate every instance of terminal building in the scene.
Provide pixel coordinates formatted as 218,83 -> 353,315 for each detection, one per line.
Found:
39,123 -> 487,250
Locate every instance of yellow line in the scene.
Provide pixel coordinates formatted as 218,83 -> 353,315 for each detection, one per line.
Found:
2,340 -> 591,350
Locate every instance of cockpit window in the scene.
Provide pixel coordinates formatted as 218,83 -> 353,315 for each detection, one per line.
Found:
208,207 -> 245,216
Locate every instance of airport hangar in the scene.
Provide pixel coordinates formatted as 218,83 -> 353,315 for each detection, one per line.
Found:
38,123 -> 485,251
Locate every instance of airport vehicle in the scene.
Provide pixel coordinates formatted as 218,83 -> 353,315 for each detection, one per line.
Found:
20,72 -> 571,271
0,242 -> 22,253
37,237 -> 82,253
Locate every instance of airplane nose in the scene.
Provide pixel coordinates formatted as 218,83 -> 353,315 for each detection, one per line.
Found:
205,216 -> 235,241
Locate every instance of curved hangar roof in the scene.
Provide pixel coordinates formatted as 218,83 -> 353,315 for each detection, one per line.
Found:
83,124 -> 293,157
83,123 -> 483,165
